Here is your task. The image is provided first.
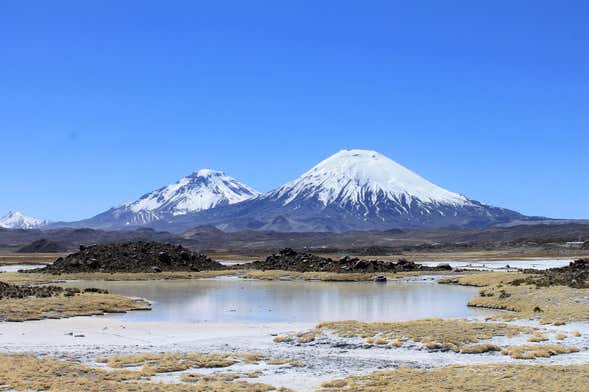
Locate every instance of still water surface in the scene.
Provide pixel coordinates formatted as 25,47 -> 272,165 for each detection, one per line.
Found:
67,277 -> 481,324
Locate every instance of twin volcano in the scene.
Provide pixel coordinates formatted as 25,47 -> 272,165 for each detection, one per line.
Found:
67,149 -> 526,232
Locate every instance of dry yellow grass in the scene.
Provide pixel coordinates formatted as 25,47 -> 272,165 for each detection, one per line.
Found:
439,271 -> 536,287
467,283 -> 589,324
444,272 -> 589,324
1,267 -> 450,285
180,371 -> 264,382
0,353 -> 289,391
317,364 -> 589,391
98,352 -> 266,374
242,270 -> 442,282
207,252 -> 262,262
0,292 -> 150,321
0,252 -> 64,265
180,378 -> 290,391
266,359 -> 305,367
502,344 -> 580,359
0,269 -> 429,284
459,343 -> 501,354
0,270 -> 243,284
528,333 -> 549,342
556,332 -> 567,340
274,319 -> 535,352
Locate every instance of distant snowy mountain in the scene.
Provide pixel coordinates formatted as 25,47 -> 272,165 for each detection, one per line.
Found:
64,170 -> 259,229
0,211 -> 48,229
150,149 -> 525,232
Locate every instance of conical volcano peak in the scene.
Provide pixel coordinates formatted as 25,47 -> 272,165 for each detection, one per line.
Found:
123,170 -> 259,217
270,149 -> 469,207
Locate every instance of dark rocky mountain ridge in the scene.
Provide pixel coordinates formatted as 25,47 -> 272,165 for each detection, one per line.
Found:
2,223 -> 589,255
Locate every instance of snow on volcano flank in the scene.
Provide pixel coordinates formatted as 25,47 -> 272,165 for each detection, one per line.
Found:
70,169 -> 260,229
270,149 -> 469,211
57,149 -> 524,232
0,211 -> 47,229
124,169 -> 260,217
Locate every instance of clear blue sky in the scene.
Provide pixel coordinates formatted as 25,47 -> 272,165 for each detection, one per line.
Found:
1,1 -> 587,221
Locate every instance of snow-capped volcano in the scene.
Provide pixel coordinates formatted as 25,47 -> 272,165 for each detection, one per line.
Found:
147,149 -> 525,232
269,149 -> 469,209
124,169 -> 259,217
51,150 -> 528,232
65,170 -> 259,229
0,211 -> 47,229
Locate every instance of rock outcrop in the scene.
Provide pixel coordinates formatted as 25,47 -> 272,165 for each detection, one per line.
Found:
33,241 -> 225,273
243,248 -> 453,273
0,281 -> 107,299
523,259 -> 589,288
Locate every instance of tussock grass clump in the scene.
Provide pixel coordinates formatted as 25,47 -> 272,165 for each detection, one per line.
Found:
460,343 -> 501,354
179,372 -> 291,391
0,292 -> 150,321
502,344 -> 580,359
274,319 -> 534,352
528,333 -> 549,342
181,371 -> 262,382
266,359 -> 305,367
98,352 -> 265,373
318,364 -> 589,391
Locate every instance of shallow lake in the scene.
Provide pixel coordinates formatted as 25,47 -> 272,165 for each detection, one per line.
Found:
65,277 -> 481,324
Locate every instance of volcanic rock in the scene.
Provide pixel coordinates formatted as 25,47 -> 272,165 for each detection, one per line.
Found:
243,248 -> 453,273
523,259 -> 589,288
0,281 -> 107,299
32,241 -> 225,273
